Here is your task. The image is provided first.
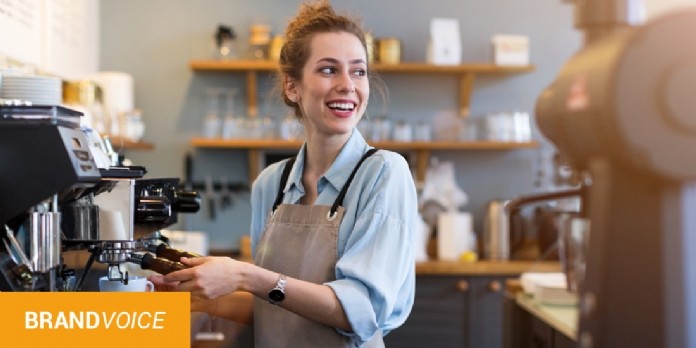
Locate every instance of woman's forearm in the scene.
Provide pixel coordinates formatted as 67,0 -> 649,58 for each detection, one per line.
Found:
192,291 -> 254,325
240,263 -> 352,332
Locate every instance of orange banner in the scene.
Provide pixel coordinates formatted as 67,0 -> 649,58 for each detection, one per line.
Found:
0,292 -> 190,348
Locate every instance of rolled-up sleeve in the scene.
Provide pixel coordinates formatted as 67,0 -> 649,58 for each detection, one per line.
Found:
327,152 -> 417,345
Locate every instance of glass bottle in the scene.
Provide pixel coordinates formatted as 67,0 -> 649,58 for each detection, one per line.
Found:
222,88 -> 241,139
202,88 -> 221,138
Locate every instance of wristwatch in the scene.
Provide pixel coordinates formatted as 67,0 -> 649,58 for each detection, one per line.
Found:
268,274 -> 287,305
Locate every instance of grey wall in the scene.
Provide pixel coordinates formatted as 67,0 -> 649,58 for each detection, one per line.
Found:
99,0 -> 581,251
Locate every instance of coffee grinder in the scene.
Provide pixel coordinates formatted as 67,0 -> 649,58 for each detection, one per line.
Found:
536,1 -> 696,346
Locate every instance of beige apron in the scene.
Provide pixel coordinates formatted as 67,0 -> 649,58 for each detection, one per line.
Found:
253,149 -> 383,348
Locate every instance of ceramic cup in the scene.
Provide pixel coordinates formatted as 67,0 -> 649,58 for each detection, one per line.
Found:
98,275 -> 154,292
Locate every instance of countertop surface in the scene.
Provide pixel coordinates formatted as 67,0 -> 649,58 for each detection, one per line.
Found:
516,292 -> 578,340
416,260 -> 561,276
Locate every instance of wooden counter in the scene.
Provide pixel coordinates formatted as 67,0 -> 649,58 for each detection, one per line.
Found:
516,292 -> 578,340
416,260 -> 561,276
387,260 -> 561,347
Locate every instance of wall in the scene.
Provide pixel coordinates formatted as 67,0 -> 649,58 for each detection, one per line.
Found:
99,0 -> 583,251
645,0 -> 696,18
0,0 -> 99,79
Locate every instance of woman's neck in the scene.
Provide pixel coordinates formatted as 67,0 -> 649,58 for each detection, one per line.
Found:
303,132 -> 350,178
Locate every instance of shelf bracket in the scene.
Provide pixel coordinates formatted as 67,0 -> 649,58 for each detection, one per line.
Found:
248,149 -> 262,182
459,73 -> 475,118
246,71 -> 258,117
415,149 -> 431,182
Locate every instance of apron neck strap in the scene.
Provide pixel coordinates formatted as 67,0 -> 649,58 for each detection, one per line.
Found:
271,148 -> 379,215
329,148 -> 379,216
272,156 -> 297,213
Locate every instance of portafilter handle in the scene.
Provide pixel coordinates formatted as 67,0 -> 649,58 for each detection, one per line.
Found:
129,252 -> 188,275
148,243 -> 202,262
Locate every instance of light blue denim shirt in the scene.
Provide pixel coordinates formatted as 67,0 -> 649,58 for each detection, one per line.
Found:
250,129 -> 417,345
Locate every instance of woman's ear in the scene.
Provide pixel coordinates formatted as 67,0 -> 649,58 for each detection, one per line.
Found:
285,78 -> 300,102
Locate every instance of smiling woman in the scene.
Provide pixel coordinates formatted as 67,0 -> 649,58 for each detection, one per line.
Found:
285,31 -> 369,144
150,2 -> 418,347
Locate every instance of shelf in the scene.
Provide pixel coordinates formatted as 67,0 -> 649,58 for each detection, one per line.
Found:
190,137 -> 538,182
190,138 -> 537,150
189,59 -> 534,74
189,59 -> 534,117
189,60 -> 536,183
108,136 -> 155,151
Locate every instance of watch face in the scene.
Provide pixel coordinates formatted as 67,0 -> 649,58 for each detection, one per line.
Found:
269,289 -> 285,303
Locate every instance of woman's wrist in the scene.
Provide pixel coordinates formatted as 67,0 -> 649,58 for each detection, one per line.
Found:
191,296 -> 214,313
236,260 -> 257,293
238,262 -> 279,298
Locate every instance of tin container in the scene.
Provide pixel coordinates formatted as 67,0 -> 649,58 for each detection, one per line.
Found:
377,38 -> 401,64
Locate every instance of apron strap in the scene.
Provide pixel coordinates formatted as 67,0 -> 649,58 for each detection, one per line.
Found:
272,148 -> 379,218
329,148 -> 379,219
272,156 -> 297,213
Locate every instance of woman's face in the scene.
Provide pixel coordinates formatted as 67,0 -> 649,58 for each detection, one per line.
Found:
287,31 -> 369,142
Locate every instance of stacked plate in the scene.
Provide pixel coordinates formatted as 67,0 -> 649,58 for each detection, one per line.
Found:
534,279 -> 578,306
520,272 -> 578,306
0,75 -> 62,105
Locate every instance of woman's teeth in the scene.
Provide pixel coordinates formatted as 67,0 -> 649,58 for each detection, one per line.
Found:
327,102 -> 355,111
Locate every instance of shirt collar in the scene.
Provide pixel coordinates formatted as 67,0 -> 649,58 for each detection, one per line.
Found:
284,129 -> 370,194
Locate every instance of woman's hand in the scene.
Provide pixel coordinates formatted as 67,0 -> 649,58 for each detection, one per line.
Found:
148,273 -> 179,292
163,256 -> 243,299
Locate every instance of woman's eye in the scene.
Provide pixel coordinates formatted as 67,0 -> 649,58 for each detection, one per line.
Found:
319,67 -> 336,74
353,69 -> 367,77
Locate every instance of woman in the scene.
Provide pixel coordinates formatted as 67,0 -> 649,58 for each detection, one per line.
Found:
151,1 -> 417,346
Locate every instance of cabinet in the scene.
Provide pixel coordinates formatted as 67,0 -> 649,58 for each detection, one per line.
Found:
384,275 -> 512,348
189,60 -> 537,182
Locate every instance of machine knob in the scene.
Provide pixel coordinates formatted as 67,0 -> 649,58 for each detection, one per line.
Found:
173,189 -> 201,213
136,196 -> 171,223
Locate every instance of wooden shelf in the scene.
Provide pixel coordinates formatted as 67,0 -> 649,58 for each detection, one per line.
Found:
190,137 -> 537,150
189,60 -> 536,182
190,59 -> 534,74
190,137 -> 538,182
108,136 -> 155,151
189,59 -> 534,117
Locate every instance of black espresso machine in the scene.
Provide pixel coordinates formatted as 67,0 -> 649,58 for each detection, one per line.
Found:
0,104 -> 201,291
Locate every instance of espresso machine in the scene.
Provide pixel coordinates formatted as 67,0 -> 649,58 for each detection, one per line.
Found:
536,1 -> 696,347
0,104 -> 201,291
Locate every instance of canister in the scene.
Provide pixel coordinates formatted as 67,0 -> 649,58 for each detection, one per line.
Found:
365,33 -> 375,63
482,199 -> 510,260
378,38 -> 401,64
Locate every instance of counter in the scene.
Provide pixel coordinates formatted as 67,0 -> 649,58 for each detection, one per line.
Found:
386,261 -> 562,348
515,292 -> 578,340
416,260 -> 561,275
504,281 -> 578,348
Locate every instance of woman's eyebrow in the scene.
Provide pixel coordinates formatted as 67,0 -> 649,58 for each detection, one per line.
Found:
315,57 -> 366,65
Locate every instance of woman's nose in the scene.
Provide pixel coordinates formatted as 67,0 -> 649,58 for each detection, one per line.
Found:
336,71 -> 356,93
